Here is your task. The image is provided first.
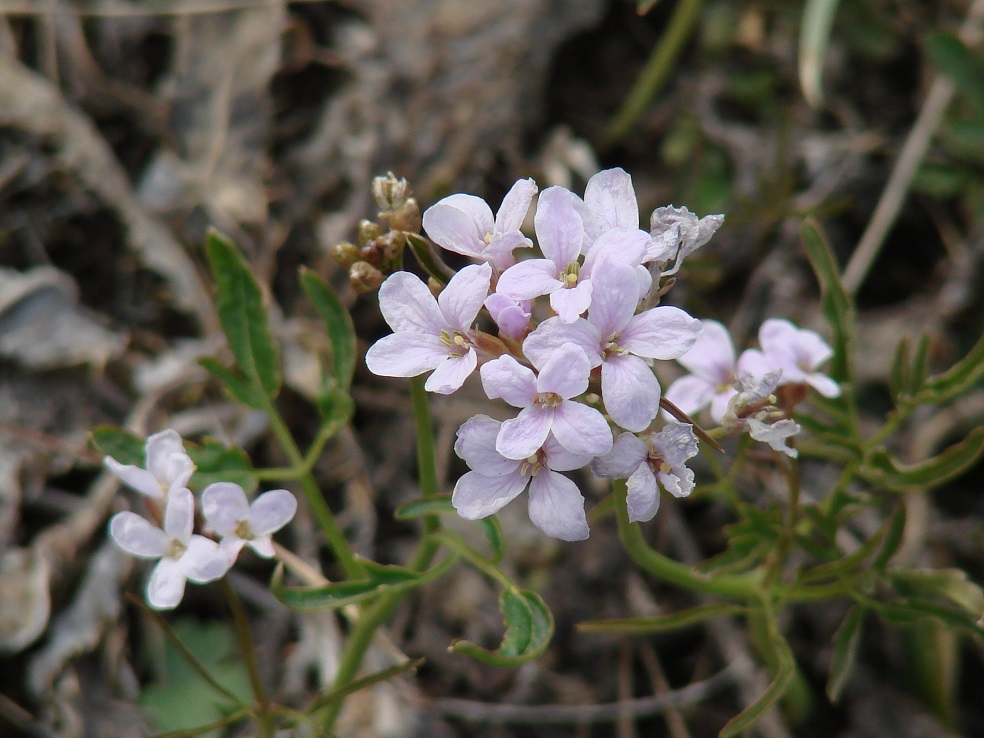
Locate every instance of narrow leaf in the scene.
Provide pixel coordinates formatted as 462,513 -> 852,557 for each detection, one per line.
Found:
187,438 -> 257,493
861,427 -> 984,490
873,503 -> 907,570
798,0 -> 841,108
406,233 -> 456,286
91,426 -> 145,465
450,589 -> 554,666
272,556 -> 456,611
205,229 -> 281,400
199,357 -> 266,409
889,334 -> 912,401
719,625 -> 796,737
909,332 -> 931,394
396,496 -> 505,562
300,268 -> 357,391
926,33 -> 984,113
913,331 -> 984,405
826,606 -> 864,702
579,603 -> 746,634
316,380 -> 355,428
801,218 -> 855,382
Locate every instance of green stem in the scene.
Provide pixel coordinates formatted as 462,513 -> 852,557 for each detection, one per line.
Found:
766,452 -> 801,587
599,0 -> 705,149
321,376 -> 443,730
613,480 -> 761,599
220,579 -> 273,737
263,399 -> 363,580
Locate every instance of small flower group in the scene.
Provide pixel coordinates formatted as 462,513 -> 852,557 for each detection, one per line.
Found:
106,430 -> 297,609
365,168 -> 840,539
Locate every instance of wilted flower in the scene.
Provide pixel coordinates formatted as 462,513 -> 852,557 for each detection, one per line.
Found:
104,429 -> 194,501
722,371 -> 801,458
109,488 -> 229,609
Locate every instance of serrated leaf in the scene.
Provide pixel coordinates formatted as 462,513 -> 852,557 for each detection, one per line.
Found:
205,229 -> 281,401
801,218 -> 855,382
720,623 -> 796,737
187,438 -> 256,493
861,427 -> 984,490
90,426 -> 145,465
450,589 -> 553,666
912,331 -> 984,405
396,496 -> 504,563
827,606 -> 864,703
578,603 -> 746,634
272,555 -> 457,611
299,268 -> 357,391
926,33 -> 984,113
199,357 -> 266,409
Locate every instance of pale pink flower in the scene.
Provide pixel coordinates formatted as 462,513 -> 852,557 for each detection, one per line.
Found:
109,488 -> 229,609
365,263 -> 492,394
422,178 -> 537,273
721,371 -> 801,458
452,415 -> 593,541
202,483 -> 297,561
664,320 -> 746,423
740,319 -> 840,398
593,424 -> 699,522
479,344 -> 612,460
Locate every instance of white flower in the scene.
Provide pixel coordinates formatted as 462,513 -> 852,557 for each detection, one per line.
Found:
739,319 -> 840,398
104,429 -> 195,501
110,488 -> 229,609
202,483 -> 297,561
722,371 -> 801,458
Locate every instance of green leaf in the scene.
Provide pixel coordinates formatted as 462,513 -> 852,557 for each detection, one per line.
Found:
578,603 -> 746,634
872,503 -> 907,571
801,218 -> 855,383
912,331 -> 984,405
198,357 -> 266,410
139,619 -> 252,738
861,427 -> 984,490
316,380 -> 355,428
395,496 -> 505,563
450,588 -> 554,666
926,33 -> 984,113
299,268 -> 357,391
826,606 -> 864,703
205,229 -> 281,401
187,438 -> 257,493
908,333 -> 931,395
890,334 -> 912,401
892,568 -> 984,616
798,0 -> 841,107
720,621 -> 796,737
90,425 -> 145,465
797,504 -> 903,584
272,556 -> 457,611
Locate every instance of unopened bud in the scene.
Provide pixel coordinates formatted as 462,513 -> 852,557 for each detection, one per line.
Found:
349,261 -> 385,294
331,241 -> 361,268
358,219 -> 385,246
372,172 -> 412,212
387,198 -> 422,233
376,231 -> 407,261
427,276 -> 443,299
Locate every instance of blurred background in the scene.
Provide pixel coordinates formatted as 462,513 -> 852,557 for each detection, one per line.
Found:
0,1 -> 982,737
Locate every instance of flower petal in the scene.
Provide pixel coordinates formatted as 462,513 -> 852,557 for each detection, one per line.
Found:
551,401 -> 613,457
494,177 -> 537,234
422,194 -> 494,258
424,348 -> 478,394
534,186 -> 583,267
541,434 -> 595,472
522,317 -> 600,371
677,320 -> 735,382
480,355 -> 537,408
104,458 -> 165,499
620,306 -> 700,360
454,415 -> 522,477
528,471 -> 589,541
587,262 -> 639,338
181,535 -> 230,582
806,372 -> 841,398
376,271 -> 445,335
144,429 -> 188,481
549,280 -> 593,323
663,375 -> 715,418
162,488 -> 195,545
601,354 -> 661,432
452,470 -> 529,519
497,405 -> 554,460
365,332 -> 448,378
536,344 -> 590,399
249,489 -> 298,536
110,512 -> 168,558
625,466 -> 660,523
202,482 -> 250,536
584,168 -> 639,233
438,263 -> 492,331
495,259 -> 560,301
592,433 -> 647,479
247,538 -> 276,558
147,558 -> 187,610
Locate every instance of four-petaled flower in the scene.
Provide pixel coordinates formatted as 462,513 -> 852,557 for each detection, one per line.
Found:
202,483 -> 298,562
109,488 -> 229,609
664,320 -> 746,423
104,429 -> 195,501
452,415 -> 594,541
740,319 -> 840,398
365,263 -> 492,394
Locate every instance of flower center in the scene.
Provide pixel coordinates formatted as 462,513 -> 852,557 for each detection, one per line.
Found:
562,261 -> 580,288
234,520 -> 252,540
535,391 -> 563,408
167,539 -> 187,559
439,329 -> 471,358
520,450 -> 545,477
603,333 -> 627,358
484,232 -> 493,245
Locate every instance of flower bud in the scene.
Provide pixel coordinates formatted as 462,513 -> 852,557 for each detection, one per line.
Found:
372,172 -> 412,212
376,231 -> 407,261
349,261 -> 384,294
330,241 -> 361,268
387,197 -> 422,233
357,219 -> 385,246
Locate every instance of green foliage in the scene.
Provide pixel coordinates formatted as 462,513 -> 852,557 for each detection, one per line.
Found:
578,603 -> 747,634
926,33 -> 984,113
202,229 -> 281,407
395,496 -> 505,563
801,218 -> 855,383
299,268 -> 357,392
861,427 -> 984,491
271,556 -> 457,611
91,425 -> 144,466
798,0 -> 842,107
187,438 -> 257,493
139,620 -> 252,738
450,588 -> 554,666
826,605 -> 864,703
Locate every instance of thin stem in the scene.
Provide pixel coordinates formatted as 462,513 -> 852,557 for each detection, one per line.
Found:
263,399 -> 363,580
612,480 -> 761,600
221,579 -> 273,738
599,0 -> 705,149
765,452 -> 801,587
320,376 -> 444,730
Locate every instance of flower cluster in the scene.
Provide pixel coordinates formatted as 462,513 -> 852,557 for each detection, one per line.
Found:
365,169 -> 838,539
105,430 -> 297,609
